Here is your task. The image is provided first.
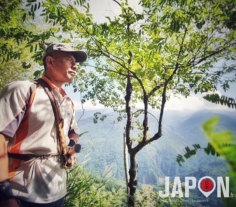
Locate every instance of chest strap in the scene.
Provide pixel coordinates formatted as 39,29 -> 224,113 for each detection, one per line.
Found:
8,153 -> 61,161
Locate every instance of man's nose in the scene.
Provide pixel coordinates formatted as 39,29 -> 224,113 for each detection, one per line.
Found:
72,64 -> 78,70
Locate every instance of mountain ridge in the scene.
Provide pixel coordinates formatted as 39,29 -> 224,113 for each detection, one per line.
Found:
76,109 -> 235,182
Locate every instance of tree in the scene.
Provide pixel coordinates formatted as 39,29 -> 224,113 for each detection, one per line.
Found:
61,1 -> 235,206
2,0 -> 236,206
0,0 -> 87,90
0,0 -> 36,91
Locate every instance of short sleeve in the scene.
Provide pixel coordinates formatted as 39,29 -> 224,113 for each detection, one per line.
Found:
0,81 -> 35,138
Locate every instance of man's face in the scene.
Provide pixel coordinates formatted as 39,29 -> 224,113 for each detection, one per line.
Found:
49,51 -> 78,84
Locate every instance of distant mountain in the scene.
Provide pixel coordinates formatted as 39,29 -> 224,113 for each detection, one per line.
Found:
75,109 -> 236,206
76,108 -> 235,177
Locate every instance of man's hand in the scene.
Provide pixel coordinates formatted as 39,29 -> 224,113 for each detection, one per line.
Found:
0,199 -> 20,207
65,143 -> 81,168
66,151 -> 76,168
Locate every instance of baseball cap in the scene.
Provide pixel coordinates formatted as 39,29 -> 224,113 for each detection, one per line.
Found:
43,43 -> 87,62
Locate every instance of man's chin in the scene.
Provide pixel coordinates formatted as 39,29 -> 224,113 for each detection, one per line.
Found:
67,77 -> 75,83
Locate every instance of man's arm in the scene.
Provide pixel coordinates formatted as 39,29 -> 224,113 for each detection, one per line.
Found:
0,134 -> 19,207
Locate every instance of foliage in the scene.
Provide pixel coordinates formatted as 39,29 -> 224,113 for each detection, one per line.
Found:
203,94 -> 236,109
136,186 -> 183,207
26,0 -> 236,206
1,0 -> 33,61
0,0 -> 90,89
66,164 -> 127,207
0,1 -> 36,91
66,164 -> 185,207
176,116 -> 236,206
176,116 -> 236,183
203,117 -> 236,206
176,143 -> 220,166
3,0 -> 234,101
202,117 -> 236,190
0,58 -> 34,92
1,0 -> 236,206
67,0 -> 235,205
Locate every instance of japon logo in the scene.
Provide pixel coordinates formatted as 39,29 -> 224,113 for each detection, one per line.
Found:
159,176 -> 230,198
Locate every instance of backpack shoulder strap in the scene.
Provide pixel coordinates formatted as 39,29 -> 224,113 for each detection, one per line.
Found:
35,78 -> 68,167
24,81 -> 40,117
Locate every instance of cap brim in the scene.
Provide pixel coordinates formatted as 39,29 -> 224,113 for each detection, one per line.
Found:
73,51 -> 87,62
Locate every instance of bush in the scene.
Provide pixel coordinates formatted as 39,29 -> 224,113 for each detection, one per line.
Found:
65,164 -> 127,207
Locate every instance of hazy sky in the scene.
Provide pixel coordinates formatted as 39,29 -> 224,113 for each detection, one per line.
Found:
65,0 -> 236,112
89,0 -> 143,23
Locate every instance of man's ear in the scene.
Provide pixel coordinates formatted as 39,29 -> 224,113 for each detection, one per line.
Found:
46,56 -> 54,66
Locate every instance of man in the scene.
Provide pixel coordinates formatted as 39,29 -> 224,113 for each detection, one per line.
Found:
0,43 -> 87,207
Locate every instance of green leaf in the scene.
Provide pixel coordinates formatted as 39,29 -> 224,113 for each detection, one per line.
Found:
22,62 -> 31,69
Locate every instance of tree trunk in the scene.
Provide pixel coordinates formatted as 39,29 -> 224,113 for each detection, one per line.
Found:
127,152 -> 137,207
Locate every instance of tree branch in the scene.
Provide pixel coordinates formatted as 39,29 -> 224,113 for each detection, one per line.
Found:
132,27 -> 189,152
148,82 -> 167,142
189,45 -> 233,67
113,0 -> 121,7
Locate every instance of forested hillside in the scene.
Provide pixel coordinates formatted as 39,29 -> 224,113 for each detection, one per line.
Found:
75,109 -> 236,206
76,109 -> 235,183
